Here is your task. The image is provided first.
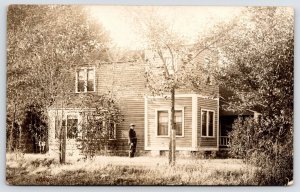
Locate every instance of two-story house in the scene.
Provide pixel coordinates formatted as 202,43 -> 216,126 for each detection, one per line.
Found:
47,50 -> 255,157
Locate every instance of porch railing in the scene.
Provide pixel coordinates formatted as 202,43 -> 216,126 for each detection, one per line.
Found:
219,136 -> 230,147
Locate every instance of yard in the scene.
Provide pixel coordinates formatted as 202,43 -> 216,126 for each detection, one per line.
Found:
6,153 -> 258,185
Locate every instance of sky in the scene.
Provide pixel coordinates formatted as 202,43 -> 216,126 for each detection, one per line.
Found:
87,6 -> 242,49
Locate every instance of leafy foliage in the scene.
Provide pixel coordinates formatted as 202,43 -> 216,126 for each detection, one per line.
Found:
229,116 -> 293,185
21,104 -> 47,153
134,8 -> 222,165
6,5 -> 111,151
77,95 -> 123,158
215,7 -> 293,115
216,7 -> 294,185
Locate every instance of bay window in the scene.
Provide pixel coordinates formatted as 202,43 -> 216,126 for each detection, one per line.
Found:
201,109 -> 214,137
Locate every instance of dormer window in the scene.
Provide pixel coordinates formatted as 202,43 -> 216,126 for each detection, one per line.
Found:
204,57 -> 210,69
76,67 -> 95,93
164,56 -> 178,75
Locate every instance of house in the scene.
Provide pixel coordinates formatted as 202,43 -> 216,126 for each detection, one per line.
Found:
47,50 -> 250,157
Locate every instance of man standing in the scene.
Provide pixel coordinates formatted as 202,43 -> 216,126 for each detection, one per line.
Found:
128,123 -> 137,158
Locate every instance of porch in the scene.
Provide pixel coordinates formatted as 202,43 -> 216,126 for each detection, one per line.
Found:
219,136 -> 230,150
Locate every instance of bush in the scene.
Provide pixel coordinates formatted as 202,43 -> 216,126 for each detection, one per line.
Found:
229,116 -> 293,185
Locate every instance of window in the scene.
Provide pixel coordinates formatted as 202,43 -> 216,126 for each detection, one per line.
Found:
76,67 -> 95,93
175,110 -> 183,136
157,109 -> 184,137
204,57 -> 213,85
87,69 -> 95,91
204,57 -> 210,68
164,56 -> 178,74
85,115 -> 116,140
157,111 -> 169,136
108,122 -> 117,140
201,110 -> 214,137
67,115 -> 78,139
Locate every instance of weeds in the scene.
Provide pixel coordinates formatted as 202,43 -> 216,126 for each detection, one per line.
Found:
6,153 -> 257,185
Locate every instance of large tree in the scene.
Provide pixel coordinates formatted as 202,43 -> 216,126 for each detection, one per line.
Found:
215,7 -> 293,116
211,7 -> 293,185
6,5 -> 110,152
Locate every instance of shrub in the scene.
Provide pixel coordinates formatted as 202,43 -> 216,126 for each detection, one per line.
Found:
229,116 -> 293,185
78,96 -> 123,159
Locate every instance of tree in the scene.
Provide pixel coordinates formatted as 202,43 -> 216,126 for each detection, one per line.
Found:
6,5 -> 111,160
212,7 -> 293,185
140,15 -> 186,165
214,7 -> 293,115
75,94 -> 123,159
133,8 -> 226,165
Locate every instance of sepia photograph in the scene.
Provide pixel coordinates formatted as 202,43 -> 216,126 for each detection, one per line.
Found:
5,5 -> 293,186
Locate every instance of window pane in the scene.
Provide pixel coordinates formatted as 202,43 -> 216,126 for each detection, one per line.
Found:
202,111 -> 207,136
208,111 -> 214,136
108,123 -> 116,139
67,117 -> 78,139
87,69 -> 94,91
87,69 -> 94,80
77,69 -> 85,92
78,69 -> 85,80
175,111 -> 183,136
87,80 -> 94,91
158,111 -> 168,136
78,80 -> 85,92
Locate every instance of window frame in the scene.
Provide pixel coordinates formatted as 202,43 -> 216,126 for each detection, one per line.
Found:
200,109 -> 215,137
155,107 -> 185,138
108,121 -> 117,140
174,109 -> 184,137
75,66 -> 96,93
66,114 -> 79,139
156,109 -> 169,137
85,114 -> 117,140
54,112 -> 81,140
163,55 -> 178,74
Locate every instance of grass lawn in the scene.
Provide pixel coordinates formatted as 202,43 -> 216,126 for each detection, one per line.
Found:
6,153 -> 258,185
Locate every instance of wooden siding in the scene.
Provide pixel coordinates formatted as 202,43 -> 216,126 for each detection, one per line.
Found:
146,97 -> 193,150
48,56 -> 222,153
197,97 -> 218,148
48,62 -> 146,153
96,62 -> 146,151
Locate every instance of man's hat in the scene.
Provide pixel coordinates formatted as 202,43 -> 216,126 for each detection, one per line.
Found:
130,123 -> 135,127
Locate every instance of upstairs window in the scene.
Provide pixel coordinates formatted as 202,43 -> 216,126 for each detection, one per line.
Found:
204,57 -> 213,85
164,56 -> 178,74
201,109 -> 214,137
204,57 -> 210,69
76,67 -> 95,93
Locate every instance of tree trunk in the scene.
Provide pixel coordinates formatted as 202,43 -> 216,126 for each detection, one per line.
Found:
169,87 -> 176,165
61,124 -> 66,163
8,103 -> 16,152
60,103 -> 66,164
18,122 -> 22,152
